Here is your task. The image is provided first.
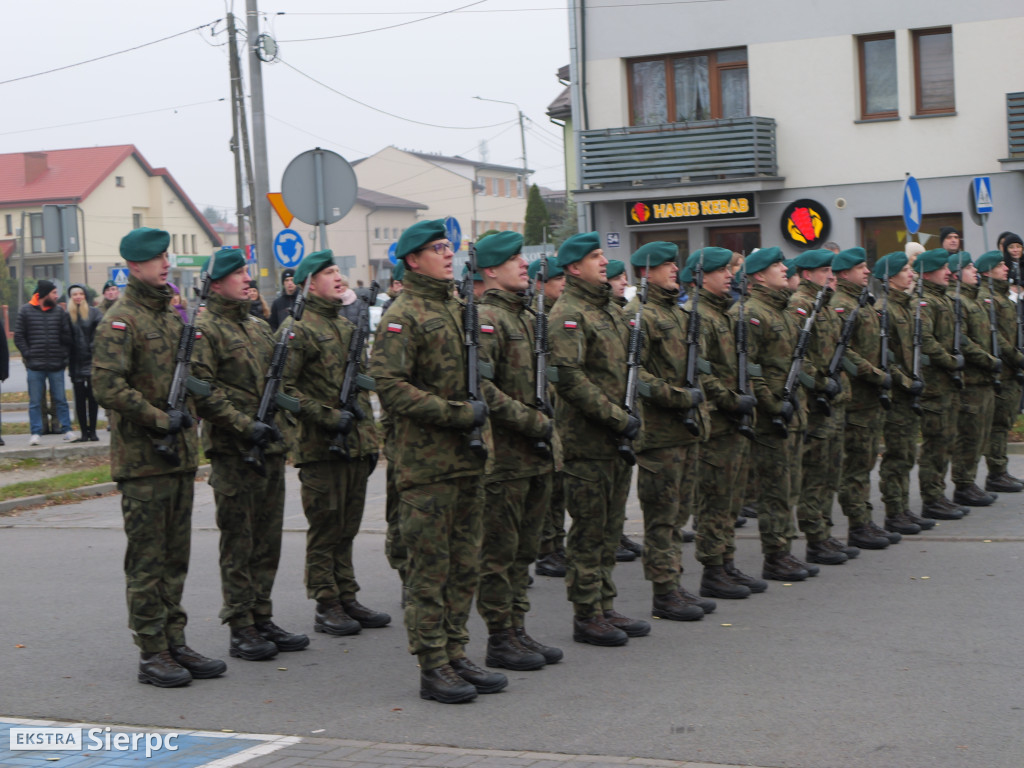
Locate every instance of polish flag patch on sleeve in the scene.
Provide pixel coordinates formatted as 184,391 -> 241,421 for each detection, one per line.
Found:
387,322 -> 403,333
795,307 -> 808,316
564,320 -> 578,330
749,317 -> 760,326
194,330 -> 203,339
919,301 -> 928,307
481,324 -> 495,334
111,321 -> 127,331
834,307 -> 845,313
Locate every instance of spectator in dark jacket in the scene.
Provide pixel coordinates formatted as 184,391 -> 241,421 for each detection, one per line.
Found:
248,280 -> 271,323
67,283 -> 104,441
269,269 -> 297,330
0,313 -> 9,445
14,279 -> 75,443
338,273 -> 368,330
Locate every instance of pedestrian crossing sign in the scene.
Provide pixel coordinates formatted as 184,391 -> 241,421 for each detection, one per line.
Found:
973,176 -> 993,215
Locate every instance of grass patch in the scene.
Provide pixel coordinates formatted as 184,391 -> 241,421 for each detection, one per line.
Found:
0,465 -> 112,502
1,419 -> 108,436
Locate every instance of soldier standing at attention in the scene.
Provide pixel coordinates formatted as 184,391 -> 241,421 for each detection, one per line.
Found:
978,251 -> 1024,493
190,249 -> 308,662
474,231 -> 563,671
948,253 -> 1002,506
626,243 -> 718,620
370,220 -> 503,704
691,247 -> 767,598
93,227 -> 226,688
548,232 -> 648,647
727,247 -> 816,582
915,249 -> 971,520
875,252 -> 935,535
283,250 -> 388,639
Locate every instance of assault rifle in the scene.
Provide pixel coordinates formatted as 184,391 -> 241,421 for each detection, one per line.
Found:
532,255 -> 554,459
682,251 -> 703,436
619,252 -> 650,465
736,268 -> 755,440
329,281 -> 381,457
951,254 -> 965,390
1011,261 -> 1024,412
820,283 -> 872,413
463,242 -> 488,459
775,283 -> 832,436
985,273 -> 1002,393
911,271 -> 925,415
878,273 -> 892,410
244,273 -> 312,475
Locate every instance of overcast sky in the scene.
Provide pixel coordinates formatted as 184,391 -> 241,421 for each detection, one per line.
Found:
1,1 -> 571,222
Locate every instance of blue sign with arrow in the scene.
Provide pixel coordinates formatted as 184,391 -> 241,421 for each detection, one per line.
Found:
445,216 -> 462,253
388,242 -> 398,265
903,176 -> 922,235
273,229 -> 305,268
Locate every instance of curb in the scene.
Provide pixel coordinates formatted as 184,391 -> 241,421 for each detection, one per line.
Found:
0,443 -> 110,460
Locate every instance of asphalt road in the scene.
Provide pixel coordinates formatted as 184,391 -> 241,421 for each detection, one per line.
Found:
2,457 -> 1023,768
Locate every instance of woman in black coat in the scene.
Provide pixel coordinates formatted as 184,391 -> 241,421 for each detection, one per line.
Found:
67,284 -> 103,441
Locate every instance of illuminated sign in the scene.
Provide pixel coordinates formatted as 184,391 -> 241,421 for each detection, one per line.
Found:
625,193 -> 756,226
781,198 -> 831,249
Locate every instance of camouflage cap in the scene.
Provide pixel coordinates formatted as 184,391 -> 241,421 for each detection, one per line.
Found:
528,258 -> 563,281
204,248 -> 246,281
476,231 -> 523,269
556,231 -> 601,268
975,250 -> 1004,274
914,248 -> 954,274
832,247 -> 867,272
872,251 -> 908,280
294,249 -> 335,284
686,247 -> 731,273
629,241 -> 677,268
119,227 -> 170,263
396,219 -> 447,260
606,259 -> 626,279
794,248 -> 834,270
743,246 -> 784,275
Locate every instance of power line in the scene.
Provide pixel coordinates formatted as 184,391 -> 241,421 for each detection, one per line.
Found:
0,20 -> 221,86
0,99 -> 226,137
278,0 -> 486,42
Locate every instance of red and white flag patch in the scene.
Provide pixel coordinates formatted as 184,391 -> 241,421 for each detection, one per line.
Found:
387,322 -> 403,333
481,324 -> 495,334
795,307 -> 808,316
919,301 -> 928,307
111,321 -> 127,331
564,320 -> 578,330
834,307 -> 845,313
749,317 -> 760,326
194,331 -> 203,339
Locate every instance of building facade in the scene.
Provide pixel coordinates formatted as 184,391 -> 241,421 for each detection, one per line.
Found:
567,0 -> 1024,263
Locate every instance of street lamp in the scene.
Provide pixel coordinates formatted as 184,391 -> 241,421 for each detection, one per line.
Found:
473,96 -> 528,180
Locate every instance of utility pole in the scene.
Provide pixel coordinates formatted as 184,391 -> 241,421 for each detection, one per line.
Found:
227,14 -> 248,249
246,0 -> 274,298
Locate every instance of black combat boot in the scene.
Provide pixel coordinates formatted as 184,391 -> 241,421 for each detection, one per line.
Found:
902,510 -> 936,530
603,609 -> 651,637
170,644 -> 227,677
449,657 -> 508,693
867,519 -> 901,544
515,626 -> 563,664
677,586 -> 717,612
921,499 -> 964,520
485,628 -> 545,671
651,591 -> 705,621
620,534 -> 643,557
682,530 -> 696,543
823,536 -> 860,558
734,513 -> 747,528
884,512 -> 921,535
848,524 -> 891,549
614,544 -> 637,562
985,473 -> 1024,493
341,599 -> 391,628
700,565 -> 752,599
314,600 -> 362,635
805,540 -> 848,565
229,626 -> 279,661
535,550 -> 568,577
953,484 -> 996,507
420,663 -> 477,703
138,650 -> 192,688
762,552 -> 809,581
723,559 -> 768,593
572,615 -> 628,646
255,619 -> 310,652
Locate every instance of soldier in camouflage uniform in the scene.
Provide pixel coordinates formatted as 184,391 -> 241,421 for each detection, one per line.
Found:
100,280 -> 120,314
474,231 -> 563,671
875,252 -> 934,534
626,243 -> 720,619
370,220 -> 504,704
690,248 -> 767,599
979,251 -> 1024,493
548,232 -> 650,646
533,258 -> 570,577
915,248 -> 971,520
727,247 -> 816,581
787,249 -> 860,565
380,260 -> 408,584
948,253 -> 1002,505
93,227 -> 226,688
281,250 -> 388,641
191,249 -> 309,662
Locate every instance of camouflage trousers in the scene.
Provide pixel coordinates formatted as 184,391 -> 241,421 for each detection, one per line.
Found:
564,458 -> 631,618
637,444 -> 697,592
797,406 -> 843,542
384,459 -> 407,582
210,452 -> 284,629
838,406 -> 884,527
399,475 -> 484,670
299,458 -> 371,603
750,430 -> 798,556
986,379 -> 1022,476
477,472 -> 552,631
952,384 -> 995,487
538,471 -> 566,556
880,396 -> 920,517
695,430 -> 748,566
119,472 -> 195,652
919,389 -> 961,503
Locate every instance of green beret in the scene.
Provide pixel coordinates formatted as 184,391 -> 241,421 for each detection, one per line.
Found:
476,231 -> 523,269
975,250 -> 1004,274
119,227 -> 170,263
396,219 -> 447,260
743,246 -> 784,276
794,248 -> 835,271
872,251 -> 908,280
832,247 -> 866,273
102,280 -> 117,292
947,252 -> 972,273
392,261 -> 405,281
914,248 -> 953,274
686,247 -> 732,273
679,265 -> 694,284
784,258 -> 799,279
461,263 -> 483,282
294,249 -> 335,284
202,248 -> 246,281
556,231 -> 601,268
629,241 -> 678,268
606,260 -> 626,279
528,258 -> 563,281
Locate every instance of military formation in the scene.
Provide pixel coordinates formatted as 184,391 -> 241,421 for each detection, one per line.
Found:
93,222 -> 1024,702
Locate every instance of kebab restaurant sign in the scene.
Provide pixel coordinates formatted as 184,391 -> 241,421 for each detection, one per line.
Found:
780,198 -> 831,249
626,193 -> 756,225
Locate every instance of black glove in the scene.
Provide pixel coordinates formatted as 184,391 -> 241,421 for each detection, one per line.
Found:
248,420 -> 281,448
908,379 -> 924,397
620,414 -> 641,440
734,394 -> 756,415
335,410 -> 355,436
470,400 -> 489,428
880,373 -> 892,391
684,387 -> 704,407
820,377 -> 841,399
779,399 -> 794,424
166,409 -> 193,435
952,353 -> 965,371
367,453 -> 379,474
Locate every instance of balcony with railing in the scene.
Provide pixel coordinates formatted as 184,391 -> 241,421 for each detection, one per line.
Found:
578,116 -> 779,189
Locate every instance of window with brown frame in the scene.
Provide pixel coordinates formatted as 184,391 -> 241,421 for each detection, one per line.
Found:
913,27 -> 954,115
629,48 -> 748,126
858,32 -> 898,119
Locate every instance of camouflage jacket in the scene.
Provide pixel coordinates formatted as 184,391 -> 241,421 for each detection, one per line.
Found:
919,280 -> 963,396
100,297 -> 117,315
957,282 -> 1001,386
283,293 -> 377,466
729,284 -> 804,432
478,289 -> 561,481
789,279 -> 850,407
93,276 -> 199,480
990,279 -> 1024,369
624,283 -> 707,450
191,292 -> 286,459
832,278 -> 890,410
548,275 -> 634,461
696,288 -> 752,437
886,288 -> 919,404
369,269 -> 492,491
